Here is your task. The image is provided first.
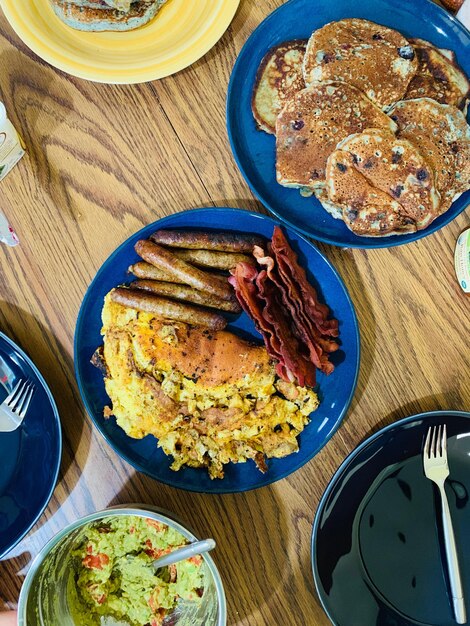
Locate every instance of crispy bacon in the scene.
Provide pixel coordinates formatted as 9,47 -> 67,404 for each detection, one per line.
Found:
256,269 -> 316,387
254,242 -> 338,375
254,247 -> 326,373
271,227 -> 339,338
229,263 -> 315,386
230,227 -> 339,387
228,263 -> 284,366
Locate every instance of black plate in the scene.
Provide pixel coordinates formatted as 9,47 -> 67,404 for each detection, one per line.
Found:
312,411 -> 470,625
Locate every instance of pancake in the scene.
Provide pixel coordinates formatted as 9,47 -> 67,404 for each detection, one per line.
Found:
66,0 -> 131,7
326,128 -> 441,235
325,151 -> 417,236
252,40 -> 307,134
104,0 -> 132,9
303,18 -> 417,109
410,38 -> 456,63
405,39 -> 470,110
275,81 -> 396,192
312,186 -> 343,220
51,0 -> 166,31
389,98 -> 470,211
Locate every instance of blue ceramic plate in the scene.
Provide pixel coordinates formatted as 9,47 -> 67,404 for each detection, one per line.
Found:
226,0 -> 470,248
312,410 -> 470,626
74,208 -> 360,493
0,332 -> 62,559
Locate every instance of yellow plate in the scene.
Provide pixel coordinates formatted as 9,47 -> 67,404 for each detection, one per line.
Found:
0,0 -> 240,84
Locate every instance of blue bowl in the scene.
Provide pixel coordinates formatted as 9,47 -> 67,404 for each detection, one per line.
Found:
227,0 -> 470,248
0,332 -> 62,559
74,207 -> 360,493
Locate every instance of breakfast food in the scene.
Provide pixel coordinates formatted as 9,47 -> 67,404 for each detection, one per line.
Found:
440,0 -> 464,12
110,287 -> 228,330
405,39 -> 470,110
302,18 -> 418,109
275,81 -> 396,193
70,515 -> 204,626
129,261 -> 198,284
150,229 -> 265,252
230,227 -> 339,386
252,17 -> 470,237
98,293 -> 319,478
389,98 -> 470,211
135,239 -> 234,302
252,40 -> 307,134
51,0 -> 167,32
131,279 -> 242,312
325,152 -> 416,236
326,128 -> 441,235
93,227 -> 336,478
172,249 -> 255,270
124,233 -> 256,325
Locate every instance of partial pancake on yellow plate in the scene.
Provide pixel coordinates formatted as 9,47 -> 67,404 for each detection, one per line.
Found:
0,0 -> 240,83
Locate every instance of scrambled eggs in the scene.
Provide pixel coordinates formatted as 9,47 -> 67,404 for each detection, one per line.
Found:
99,294 -> 319,479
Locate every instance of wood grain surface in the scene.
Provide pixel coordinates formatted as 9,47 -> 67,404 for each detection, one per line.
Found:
0,1 -> 469,624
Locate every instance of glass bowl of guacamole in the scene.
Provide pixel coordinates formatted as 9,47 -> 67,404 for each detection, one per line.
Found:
17,506 -> 226,626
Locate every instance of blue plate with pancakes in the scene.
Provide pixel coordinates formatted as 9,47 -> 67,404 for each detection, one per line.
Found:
0,332 -> 62,558
226,0 -> 470,248
312,410 -> 470,625
74,208 -> 360,493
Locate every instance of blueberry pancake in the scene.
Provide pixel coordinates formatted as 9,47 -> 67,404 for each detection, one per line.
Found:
389,98 -> 470,211
404,38 -> 470,111
326,150 -> 417,236
326,128 -> 441,235
275,81 -> 396,193
252,40 -> 307,135
303,18 -> 418,109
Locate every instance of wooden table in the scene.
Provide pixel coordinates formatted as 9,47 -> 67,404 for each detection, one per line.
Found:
0,1 -> 469,623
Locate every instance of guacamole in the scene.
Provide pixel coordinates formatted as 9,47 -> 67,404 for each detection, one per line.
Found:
70,516 -> 204,626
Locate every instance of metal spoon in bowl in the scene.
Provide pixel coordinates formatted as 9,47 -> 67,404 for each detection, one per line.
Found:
151,538 -> 216,571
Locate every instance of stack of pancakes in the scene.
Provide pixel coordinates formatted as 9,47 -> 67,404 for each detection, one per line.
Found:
252,18 -> 470,237
51,0 -> 167,31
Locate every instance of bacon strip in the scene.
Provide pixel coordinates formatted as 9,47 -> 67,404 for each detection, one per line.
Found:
228,263 -> 284,367
229,263 -> 315,387
253,247 -> 329,373
254,235 -> 338,375
230,227 -> 340,387
255,269 -> 316,387
271,227 -> 339,337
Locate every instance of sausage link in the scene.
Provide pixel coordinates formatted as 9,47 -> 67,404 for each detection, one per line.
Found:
133,280 -> 241,313
110,288 -> 227,330
150,229 -> 265,253
135,239 -> 234,302
173,249 -> 255,270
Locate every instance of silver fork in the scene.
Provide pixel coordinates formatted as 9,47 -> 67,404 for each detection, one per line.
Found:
0,379 -> 35,433
423,424 -> 467,624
